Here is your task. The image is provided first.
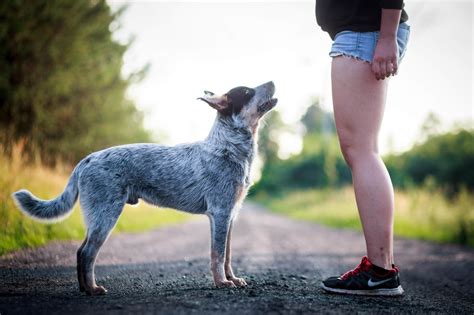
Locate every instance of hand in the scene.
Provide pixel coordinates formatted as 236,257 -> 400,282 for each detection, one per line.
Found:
372,36 -> 398,80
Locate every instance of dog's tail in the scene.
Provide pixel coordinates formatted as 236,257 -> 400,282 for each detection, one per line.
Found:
12,162 -> 85,223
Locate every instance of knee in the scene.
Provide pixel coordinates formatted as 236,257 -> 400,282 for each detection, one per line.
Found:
338,129 -> 378,168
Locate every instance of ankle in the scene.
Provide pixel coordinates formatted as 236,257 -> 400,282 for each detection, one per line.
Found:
371,262 -> 392,275
368,255 -> 392,270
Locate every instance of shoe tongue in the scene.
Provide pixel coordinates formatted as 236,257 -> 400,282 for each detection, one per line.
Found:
360,256 -> 375,272
340,256 -> 371,280
361,256 -> 371,266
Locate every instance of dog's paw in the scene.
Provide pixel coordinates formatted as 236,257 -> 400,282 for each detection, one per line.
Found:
85,285 -> 108,296
214,280 -> 237,288
229,277 -> 247,287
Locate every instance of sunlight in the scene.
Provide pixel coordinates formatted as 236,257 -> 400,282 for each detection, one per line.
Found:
108,1 -> 472,156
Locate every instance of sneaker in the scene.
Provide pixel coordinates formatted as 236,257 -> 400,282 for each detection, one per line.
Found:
321,256 -> 404,296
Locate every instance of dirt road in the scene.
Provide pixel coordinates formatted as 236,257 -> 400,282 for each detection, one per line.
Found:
1,202 -> 473,314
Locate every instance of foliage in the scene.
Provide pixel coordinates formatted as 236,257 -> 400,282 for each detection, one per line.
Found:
385,129 -> 474,195
255,98 -> 473,198
252,137 -> 351,193
0,0 -> 149,165
254,187 -> 474,246
300,97 -> 336,135
0,146 -> 191,256
253,103 -> 474,246
252,100 -> 351,194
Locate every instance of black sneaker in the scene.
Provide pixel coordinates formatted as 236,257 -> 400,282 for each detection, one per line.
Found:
321,256 -> 404,296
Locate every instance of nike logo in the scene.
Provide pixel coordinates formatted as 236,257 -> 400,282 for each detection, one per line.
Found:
367,278 -> 392,287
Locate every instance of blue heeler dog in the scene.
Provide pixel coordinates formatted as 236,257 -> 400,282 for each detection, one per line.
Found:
12,81 -> 277,296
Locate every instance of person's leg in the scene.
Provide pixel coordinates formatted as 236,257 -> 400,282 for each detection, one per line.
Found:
332,55 -> 393,269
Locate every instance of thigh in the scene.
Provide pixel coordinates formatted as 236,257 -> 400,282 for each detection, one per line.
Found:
331,56 -> 389,151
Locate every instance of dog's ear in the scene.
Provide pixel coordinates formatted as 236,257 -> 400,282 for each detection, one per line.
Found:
197,93 -> 229,112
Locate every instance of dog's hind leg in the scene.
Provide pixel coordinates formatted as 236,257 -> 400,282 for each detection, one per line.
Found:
77,236 -> 88,292
208,210 -> 235,288
80,202 -> 124,296
224,219 -> 247,287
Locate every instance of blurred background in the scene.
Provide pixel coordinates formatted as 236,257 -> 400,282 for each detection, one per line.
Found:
0,0 -> 472,255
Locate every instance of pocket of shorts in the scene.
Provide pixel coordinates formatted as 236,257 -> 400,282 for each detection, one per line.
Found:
397,23 -> 410,61
398,22 -> 411,32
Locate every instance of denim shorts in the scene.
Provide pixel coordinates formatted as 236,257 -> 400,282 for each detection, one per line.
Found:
329,23 -> 410,64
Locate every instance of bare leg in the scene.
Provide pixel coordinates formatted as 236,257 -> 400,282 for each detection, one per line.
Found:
209,212 -> 235,288
77,236 -> 88,292
224,220 -> 247,287
332,56 -> 394,269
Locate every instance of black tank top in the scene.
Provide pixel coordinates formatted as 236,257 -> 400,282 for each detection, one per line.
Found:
315,0 -> 409,39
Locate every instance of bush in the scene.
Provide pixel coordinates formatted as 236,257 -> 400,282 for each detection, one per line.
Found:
386,129 -> 474,195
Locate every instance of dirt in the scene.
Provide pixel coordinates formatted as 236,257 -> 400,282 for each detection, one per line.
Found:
1,202 -> 473,314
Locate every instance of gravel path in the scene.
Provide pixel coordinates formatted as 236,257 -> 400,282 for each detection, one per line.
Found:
1,202 -> 473,314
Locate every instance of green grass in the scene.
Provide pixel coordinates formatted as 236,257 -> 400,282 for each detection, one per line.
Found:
0,147 -> 191,256
253,187 -> 474,246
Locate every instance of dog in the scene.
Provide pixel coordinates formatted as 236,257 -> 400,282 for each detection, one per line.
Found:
12,81 -> 277,295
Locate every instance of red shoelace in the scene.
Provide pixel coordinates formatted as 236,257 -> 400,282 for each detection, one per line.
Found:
339,256 -> 399,280
340,256 -> 372,280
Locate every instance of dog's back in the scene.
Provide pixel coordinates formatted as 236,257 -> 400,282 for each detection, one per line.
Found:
78,142 -> 246,214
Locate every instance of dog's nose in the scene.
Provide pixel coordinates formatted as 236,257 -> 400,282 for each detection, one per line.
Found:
265,81 -> 275,95
254,81 -> 275,95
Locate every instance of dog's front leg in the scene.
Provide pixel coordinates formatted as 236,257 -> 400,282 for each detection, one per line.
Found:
225,220 -> 247,287
209,212 -> 236,288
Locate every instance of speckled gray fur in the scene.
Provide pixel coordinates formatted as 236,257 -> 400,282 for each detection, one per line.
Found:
12,81 -> 277,294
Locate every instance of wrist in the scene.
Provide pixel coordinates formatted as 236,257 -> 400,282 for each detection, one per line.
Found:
379,32 -> 396,40
379,32 -> 397,41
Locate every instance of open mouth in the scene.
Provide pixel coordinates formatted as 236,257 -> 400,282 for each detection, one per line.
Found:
261,98 -> 278,112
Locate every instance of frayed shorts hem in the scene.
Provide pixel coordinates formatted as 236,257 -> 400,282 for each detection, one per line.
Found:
328,23 -> 410,65
329,52 -> 372,64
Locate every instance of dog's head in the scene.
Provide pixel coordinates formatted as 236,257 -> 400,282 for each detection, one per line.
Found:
198,81 -> 277,132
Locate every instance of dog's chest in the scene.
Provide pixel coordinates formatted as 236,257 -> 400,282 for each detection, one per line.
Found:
235,160 -> 252,204
243,159 -> 252,187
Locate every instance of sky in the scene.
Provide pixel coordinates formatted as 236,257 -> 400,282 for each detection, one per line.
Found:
108,0 -> 473,156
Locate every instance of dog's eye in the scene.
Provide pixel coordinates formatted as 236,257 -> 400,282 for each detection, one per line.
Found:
245,90 -> 250,95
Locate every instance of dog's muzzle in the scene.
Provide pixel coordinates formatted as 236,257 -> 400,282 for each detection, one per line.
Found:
256,81 -> 278,114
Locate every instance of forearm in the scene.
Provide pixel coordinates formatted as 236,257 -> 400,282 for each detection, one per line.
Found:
380,9 -> 402,39
372,3 -> 403,79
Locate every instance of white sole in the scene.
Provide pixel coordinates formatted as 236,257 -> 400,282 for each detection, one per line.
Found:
321,284 -> 405,296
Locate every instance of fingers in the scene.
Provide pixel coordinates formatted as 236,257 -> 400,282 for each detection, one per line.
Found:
372,60 -> 381,80
372,60 -> 387,81
372,36 -> 399,80
391,56 -> 399,76
372,58 -> 399,80
379,61 -> 388,79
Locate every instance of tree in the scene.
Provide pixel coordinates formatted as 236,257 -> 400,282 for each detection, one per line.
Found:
252,98 -> 351,194
418,112 -> 442,142
300,98 -> 336,136
0,0 -> 149,165
386,129 -> 474,195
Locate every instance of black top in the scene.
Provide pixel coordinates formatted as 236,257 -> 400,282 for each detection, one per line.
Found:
315,0 -> 408,39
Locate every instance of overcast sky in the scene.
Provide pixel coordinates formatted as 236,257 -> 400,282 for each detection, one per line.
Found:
108,0 -> 473,156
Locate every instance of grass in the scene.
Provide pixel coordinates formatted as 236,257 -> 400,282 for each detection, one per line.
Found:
253,187 -> 474,246
2,145 -> 473,256
0,146 -> 191,256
